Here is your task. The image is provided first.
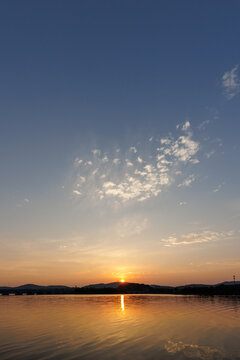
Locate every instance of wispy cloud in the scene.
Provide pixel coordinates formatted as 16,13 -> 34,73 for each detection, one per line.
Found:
74,158 -> 83,166
92,149 -> 101,156
72,122 -> 202,204
116,217 -> 148,238
178,174 -> 196,187
73,190 -> 81,196
125,159 -> 133,167
113,158 -> 120,165
205,150 -> 215,159
176,120 -> 190,131
182,121 -> 190,131
162,230 -> 234,247
212,184 -> 223,193
222,65 -> 240,99
198,119 -> 210,130
16,198 -> 30,208
129,146 -> 137,153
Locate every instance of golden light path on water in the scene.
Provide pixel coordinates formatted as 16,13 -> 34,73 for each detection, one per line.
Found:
121,294 -> 125,311
1,295 -> 240,359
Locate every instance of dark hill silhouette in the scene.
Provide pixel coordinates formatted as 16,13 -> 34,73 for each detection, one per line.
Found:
1,281 -> 240,295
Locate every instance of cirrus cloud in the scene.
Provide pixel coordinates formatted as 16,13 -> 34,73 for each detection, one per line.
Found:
72,122 -> 203,204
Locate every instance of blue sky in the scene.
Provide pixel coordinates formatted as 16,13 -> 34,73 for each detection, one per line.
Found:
0,1 -> 240,286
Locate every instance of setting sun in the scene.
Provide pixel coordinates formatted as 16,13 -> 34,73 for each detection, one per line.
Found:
120,279 -> 125,283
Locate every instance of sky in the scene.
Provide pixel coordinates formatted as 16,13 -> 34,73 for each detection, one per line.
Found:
0,0 -> 240,286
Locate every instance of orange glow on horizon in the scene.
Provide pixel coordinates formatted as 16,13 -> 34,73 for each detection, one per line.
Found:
120,279 -> 125,283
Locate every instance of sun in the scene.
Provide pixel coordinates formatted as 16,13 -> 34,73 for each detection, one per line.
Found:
120,279 -> 125,283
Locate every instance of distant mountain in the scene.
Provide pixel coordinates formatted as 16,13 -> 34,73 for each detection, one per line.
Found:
82,282 -> 125,289
78,282 -> 175,294
0,284 -> 73,294
176,284 -> 210,289
151,284 -> 174,289
215,281 -> 240,286
15,284 -> 71,290
1,281 -> 240,295
83,282 -> 174,290
16,284 -> 45,290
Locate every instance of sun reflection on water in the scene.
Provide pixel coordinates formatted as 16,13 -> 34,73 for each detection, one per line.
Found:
121,295 -> 125,311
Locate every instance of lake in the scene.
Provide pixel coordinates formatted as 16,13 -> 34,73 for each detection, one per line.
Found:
0,294 -> 240,359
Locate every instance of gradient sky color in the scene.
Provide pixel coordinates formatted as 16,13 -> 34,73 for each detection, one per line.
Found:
1,0 -> 240,286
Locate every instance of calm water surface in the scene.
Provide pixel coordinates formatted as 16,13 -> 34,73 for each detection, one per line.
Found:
0,294 -> 240,359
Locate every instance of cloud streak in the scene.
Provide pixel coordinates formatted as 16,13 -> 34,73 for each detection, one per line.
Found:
162,230 -> 234,247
